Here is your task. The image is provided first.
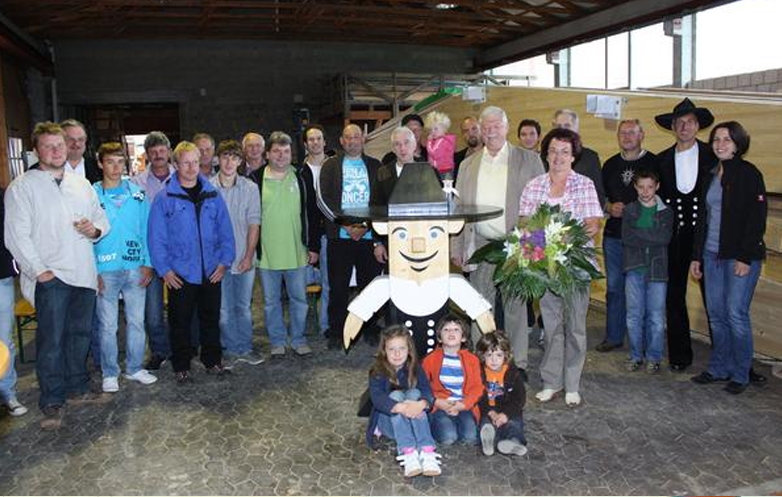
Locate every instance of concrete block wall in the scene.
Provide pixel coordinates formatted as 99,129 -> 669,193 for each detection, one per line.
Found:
52,39 -> 475,143
689,67 -> 782,93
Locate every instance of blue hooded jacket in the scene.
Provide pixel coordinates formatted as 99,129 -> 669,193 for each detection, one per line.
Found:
148,174 -> 235,284
93,179 -> 150,274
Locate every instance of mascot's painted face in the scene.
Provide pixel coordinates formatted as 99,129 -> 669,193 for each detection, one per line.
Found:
375,219 -> 464,285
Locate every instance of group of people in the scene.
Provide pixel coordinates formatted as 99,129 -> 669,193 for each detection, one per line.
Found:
366,316 -> 527,478
0,96 -> 768,458
365,98 -> 767,476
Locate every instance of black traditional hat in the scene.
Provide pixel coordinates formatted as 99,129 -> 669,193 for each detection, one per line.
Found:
654,97 -> 714,130
335,162 -> 502,222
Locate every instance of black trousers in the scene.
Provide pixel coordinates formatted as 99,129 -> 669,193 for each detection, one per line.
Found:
168,279 -> 222,372
666,227 -> 709,367
327,238 -> 383,339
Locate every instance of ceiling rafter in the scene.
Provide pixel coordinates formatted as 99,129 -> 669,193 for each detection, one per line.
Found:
0,0 -> 729,54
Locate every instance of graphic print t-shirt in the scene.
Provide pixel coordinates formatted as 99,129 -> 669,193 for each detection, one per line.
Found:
339,157 -> 371,240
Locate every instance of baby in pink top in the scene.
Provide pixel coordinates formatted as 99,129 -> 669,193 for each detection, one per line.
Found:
424,111 -> 456,179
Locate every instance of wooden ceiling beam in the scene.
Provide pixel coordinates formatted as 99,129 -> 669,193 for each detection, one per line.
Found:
476,0 -> 733,69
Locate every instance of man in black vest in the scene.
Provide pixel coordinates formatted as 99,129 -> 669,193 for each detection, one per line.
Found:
655,98 -> 716,372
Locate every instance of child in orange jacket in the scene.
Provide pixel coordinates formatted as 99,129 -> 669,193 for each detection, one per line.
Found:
422,314 -> 483,446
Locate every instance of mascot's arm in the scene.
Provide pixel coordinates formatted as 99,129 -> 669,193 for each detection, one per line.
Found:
449,275 -> 495,333
344,276 -> 390,349
474,311 -> 496,334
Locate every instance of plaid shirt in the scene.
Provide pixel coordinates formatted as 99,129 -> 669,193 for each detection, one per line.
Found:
519,171 -> 603,221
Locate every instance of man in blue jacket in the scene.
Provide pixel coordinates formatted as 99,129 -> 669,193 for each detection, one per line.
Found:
148,141 -> 235,382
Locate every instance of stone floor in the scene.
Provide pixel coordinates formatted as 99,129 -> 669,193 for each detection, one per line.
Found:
1,301 -> 782,496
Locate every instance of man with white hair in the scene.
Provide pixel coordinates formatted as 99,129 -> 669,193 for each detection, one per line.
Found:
372,126 -> 417,207
451,106 -> 544,380
241,132 -> 266,178
549,109 -> 606,207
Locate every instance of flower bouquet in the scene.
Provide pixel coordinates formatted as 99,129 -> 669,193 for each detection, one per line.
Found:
468,204 -> 602,301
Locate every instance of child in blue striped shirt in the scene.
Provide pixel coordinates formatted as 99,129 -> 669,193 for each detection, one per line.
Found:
422,314 -> 483,446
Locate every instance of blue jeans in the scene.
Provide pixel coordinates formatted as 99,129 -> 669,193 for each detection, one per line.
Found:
0,277 -> 19,402
376,389 -> 436,454
34,278 -> 95,409
259,266 -> 309,348
90,309 -> 101,369
219,270 -> 256,354
145,276 -> 170,357
431,408 -> 478,445
603,236 -> 626,346
480,415 -> 527,445
96,269 -> 147,378
304,235 -> 330,334
703,251 -> 761,386
625,269 -> 666,363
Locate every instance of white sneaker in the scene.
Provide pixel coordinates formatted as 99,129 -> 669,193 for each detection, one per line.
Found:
124,369 -> 158,385
565,391 -> 581,407
396,451 -> 423,478
420,450 -> 442,477
102,376 -> 119,393
480,423 -> 496,456
6,398 -> 28,417
497,439 -> 528,456
535,388 -> 562,402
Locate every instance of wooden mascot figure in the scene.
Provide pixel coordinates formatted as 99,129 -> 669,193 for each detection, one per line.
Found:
341,162 -> 501,357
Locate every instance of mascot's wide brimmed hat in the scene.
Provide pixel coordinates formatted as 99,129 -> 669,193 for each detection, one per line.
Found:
655,97 -> 714,130
336,162 -> 502,222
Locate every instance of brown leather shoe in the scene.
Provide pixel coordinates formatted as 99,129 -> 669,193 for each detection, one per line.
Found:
66,392 -> 112,406
40,405 -> 63,431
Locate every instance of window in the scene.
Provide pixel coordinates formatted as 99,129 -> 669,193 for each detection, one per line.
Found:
8,137 -> 25,179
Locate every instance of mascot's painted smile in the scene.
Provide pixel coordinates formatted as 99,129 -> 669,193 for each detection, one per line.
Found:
400,250 -> 438,272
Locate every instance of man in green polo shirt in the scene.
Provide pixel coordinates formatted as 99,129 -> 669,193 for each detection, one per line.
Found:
257,131 -> 321,357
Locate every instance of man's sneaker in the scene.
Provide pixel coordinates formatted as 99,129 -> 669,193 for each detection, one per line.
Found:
497,439 -> 528,457
535,388 -> 562,402
236,351 -> 265,365
293,344 -> 312,356
124,369 -> 158,385
595,341 -> 622,352
102,376 -> 119,393
724,381 -> 747,395
749,368 -> 767,384
40,405 -> 63,430
626,360 -> 642,372
480,423 -> 496,456
144,354 -> 168,371
396,451 -> 423,478
205,364 -> 231,376
6,398 -> 28,417
646,362 -> 661,374
419,450 -> 442,477
565,391 -> 581,407
270,346 -> 286,357
67,391 -> 112,406
691,371 -> 729,384
174,371 -> 192,384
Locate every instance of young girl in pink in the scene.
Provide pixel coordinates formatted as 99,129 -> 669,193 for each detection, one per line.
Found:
424,111 -> 456,179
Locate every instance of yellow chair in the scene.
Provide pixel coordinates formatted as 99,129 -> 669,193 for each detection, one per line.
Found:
0,341 -> 9,379
306,284 -> 322,335
14,299 -> 37,363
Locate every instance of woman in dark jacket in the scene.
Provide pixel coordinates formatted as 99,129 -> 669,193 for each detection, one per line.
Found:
689,121 -> 767,394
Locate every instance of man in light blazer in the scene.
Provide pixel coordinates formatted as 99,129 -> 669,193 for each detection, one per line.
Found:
451,106 -> 545,379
